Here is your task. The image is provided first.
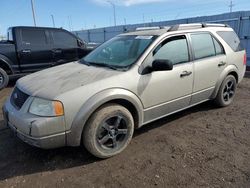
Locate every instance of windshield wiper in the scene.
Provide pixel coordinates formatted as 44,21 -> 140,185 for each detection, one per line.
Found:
88,62 -> 120,70
79,59 -> 90,66
80,60 -> 127,71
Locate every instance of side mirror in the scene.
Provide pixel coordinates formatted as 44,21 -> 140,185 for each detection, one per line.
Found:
152,59 -> 173,71
77,39 -> 84,47
142,59 -> 173,74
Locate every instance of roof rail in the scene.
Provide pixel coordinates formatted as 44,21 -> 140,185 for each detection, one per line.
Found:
135,26 -> 161,31
168,23 -> 229,32
134,23 -> 229,32
201,23 -> 229,27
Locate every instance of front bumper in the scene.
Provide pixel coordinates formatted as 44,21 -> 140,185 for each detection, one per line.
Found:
2,98 -> 66,149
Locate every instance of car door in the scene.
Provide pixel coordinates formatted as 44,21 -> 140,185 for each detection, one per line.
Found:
189,32 -> 226,104
51,29 -> 79,65
17,28 -> 53,72
138,35 -> 194,123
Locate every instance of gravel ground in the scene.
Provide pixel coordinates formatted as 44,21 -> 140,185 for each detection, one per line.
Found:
0,78 -> 250,188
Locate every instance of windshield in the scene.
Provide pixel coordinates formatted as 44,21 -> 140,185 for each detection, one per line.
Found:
82,35 -> 156,69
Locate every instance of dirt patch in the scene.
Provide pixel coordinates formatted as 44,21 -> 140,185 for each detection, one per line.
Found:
0,79 -> 250,188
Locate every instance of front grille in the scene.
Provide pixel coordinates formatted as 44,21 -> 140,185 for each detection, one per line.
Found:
10,87 -> 29,110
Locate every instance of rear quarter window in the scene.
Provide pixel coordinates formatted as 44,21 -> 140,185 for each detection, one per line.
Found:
7,29 -> 13,41
216,31 -> 243,52
212,37 -> 224,55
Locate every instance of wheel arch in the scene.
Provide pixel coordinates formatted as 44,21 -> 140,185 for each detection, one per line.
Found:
211,65 -> 239,99
66,88 -> 144,146
102,99 -> 140,129
0,54 -> 13,75
227,71 -> 238,83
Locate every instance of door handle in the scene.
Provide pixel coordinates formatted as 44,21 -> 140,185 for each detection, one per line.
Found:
180,71 -> 192,77
218,61 -> 226,67
52,49 -> 62,53
21,49 -> 31,53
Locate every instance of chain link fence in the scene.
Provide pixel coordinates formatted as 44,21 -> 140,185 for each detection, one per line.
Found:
74,11 -> 250,66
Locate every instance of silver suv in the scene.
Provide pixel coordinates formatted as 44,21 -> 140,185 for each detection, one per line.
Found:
2,23 -> 246,158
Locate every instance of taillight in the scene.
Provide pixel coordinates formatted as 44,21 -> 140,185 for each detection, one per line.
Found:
243,52 -> 247,65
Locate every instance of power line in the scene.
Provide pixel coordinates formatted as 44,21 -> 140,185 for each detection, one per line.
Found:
124,1 -> 231,18
122,2 -> 232,24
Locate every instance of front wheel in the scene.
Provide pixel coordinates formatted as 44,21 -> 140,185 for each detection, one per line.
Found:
83,104 -> 134,158
214,75 -> 237,107
0,68 -> 9,90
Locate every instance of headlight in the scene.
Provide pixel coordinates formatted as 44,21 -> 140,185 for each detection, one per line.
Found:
29,97 -> 64,117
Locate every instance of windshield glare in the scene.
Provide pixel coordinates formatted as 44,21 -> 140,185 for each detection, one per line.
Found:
82,35 -> 156,69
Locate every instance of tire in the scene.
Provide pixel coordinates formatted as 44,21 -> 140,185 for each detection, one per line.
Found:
83,104 -> 134,158
214,75 -> 237,107
0,68 -> 9,90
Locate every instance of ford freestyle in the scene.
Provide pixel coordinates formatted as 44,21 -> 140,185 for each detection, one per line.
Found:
2,23 -> 246,158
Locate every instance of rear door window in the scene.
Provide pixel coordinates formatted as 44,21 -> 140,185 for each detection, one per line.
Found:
21,29 -> 47,46
191,33 -> 215,60
217,31 -> 243,52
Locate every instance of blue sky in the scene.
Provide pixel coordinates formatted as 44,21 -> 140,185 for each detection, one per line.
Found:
1,0 -> 250,36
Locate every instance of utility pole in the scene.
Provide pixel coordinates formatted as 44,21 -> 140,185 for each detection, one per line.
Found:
229,0 -> 235,13
107,1 -> 116,26
51,15 -> 55,27
68,16 -> 73,31
143,14 -> 145,26
31,0 -> 37,26
68,16 -> 71,31
70,16 -> 73,31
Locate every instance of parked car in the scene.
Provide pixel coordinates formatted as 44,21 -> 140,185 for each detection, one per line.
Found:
0,26 -> 94,89
3,23 -> 246,158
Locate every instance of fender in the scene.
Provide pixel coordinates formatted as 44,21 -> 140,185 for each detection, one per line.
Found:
210,64 -> 239,99
0,54 -> 14,74
66,88 -> 144,146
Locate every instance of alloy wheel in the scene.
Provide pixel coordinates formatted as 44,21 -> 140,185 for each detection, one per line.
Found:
0,73 -> 4,85
97,115 -> 128,150
223,80 -> 235,102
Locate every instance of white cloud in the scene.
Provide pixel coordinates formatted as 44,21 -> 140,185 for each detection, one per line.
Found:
92,0 -> 227,6
122,0 -> 165,6
92,0 -> 166,6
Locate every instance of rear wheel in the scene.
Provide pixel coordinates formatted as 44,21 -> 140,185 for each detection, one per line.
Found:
0,68 -> 9,90
83,104 -> 134,158
214,75 -> 237,107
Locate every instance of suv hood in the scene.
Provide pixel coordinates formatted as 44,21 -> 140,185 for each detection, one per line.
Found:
17,61 -> 121,99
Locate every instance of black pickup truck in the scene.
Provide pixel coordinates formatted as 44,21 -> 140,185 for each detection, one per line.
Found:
0,26 -> 93,89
